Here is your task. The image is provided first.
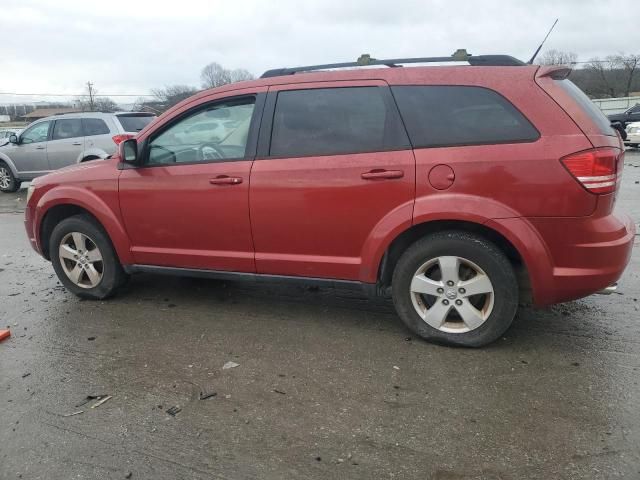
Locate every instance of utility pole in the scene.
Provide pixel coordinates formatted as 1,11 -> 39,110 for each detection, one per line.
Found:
86,81 -> 95,111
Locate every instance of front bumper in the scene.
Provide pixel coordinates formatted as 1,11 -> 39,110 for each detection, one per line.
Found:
24,203 -> 40,255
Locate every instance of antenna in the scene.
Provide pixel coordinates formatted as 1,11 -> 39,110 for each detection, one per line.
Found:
527,19 -> 559,64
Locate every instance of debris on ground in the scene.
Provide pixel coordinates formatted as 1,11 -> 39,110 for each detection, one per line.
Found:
0,329 -> 10,342
223,361 -> 240,370
393,365 -> 400,370
90,395 -> 112,409
166,406 -> 182,416
125,472 -> 133,479
63,411 -> 84,417
273,389 -> 286,395
21,373 -> 31,378
199,391 -> 217,400
75,394 -> 109,408
87,336 -> 96,341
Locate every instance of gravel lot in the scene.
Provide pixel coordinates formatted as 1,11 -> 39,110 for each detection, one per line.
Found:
1,150 -> 639,480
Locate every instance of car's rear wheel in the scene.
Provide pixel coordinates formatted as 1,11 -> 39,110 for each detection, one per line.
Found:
392,231 -> 518,347
50,215 -> 127,299
0,162 -> 20,193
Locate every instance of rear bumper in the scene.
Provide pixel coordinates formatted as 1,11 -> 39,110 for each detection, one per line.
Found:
526,211 -> 635,305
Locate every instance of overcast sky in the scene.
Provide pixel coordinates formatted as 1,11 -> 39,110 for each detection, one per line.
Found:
1,0 -> 639,103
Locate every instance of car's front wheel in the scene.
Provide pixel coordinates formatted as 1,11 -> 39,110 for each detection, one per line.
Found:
0,161 -> 20,193
50,215 -> 127,299
392,231 -> 519,347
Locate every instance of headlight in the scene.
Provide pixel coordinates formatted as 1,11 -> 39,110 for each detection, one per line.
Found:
26,184 -> 36,203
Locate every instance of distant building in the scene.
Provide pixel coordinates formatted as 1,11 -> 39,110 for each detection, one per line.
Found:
0,115 -> 10,123
20,108 -> 81,122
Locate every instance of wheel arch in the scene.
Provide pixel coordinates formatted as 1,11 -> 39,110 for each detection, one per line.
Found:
377,219 -> 532,302
0,152 -> 19,178
35,188 -> 133,264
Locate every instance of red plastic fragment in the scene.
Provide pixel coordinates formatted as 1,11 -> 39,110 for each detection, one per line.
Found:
0,330 -> 10,342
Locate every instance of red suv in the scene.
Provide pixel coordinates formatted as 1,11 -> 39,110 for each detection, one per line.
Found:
24,54 -> 635,347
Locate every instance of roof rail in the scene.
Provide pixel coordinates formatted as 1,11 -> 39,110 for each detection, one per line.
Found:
260,50 -> 525,78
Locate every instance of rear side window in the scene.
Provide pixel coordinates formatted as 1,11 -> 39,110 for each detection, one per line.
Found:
117,114 -> 155,133
556,80 -> 615,135
52,119 -> 83,140
270,87 -> 409,157
392,86 -> 539,148
82,118 -> 110,136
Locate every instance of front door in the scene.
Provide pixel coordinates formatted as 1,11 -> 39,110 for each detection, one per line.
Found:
47,118 -> 85,170
118,92 -> 264,272
6,120 -> 52,176
250,83 -> 415,281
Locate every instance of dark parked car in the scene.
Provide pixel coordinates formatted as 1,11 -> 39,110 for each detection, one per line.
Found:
607,104 -> 640,129
24,54 -> 635,347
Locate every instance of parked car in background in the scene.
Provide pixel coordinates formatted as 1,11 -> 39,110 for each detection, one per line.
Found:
625,121 -> 640,148
607,104 -> 640,129
0,112 -> 156,192
24,54 -> 635,347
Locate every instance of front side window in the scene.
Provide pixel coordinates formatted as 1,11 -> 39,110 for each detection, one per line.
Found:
82,118 -> 110,136
147,97 -> 255,165
269,87 -> 409,157
20,121 -> 51,144
52,119 -> 83,140
392,86 -> 539,148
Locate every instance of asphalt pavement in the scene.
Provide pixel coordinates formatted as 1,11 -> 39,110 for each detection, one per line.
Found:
1,151 -> 639,480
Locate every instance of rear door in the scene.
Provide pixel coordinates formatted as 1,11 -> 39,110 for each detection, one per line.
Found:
82,117 -> 116,156
249,82 -> 415,281
47,118 -> 84,170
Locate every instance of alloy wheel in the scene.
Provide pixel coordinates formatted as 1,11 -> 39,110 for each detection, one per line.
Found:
0,167 -> 11,189
58,232 -> 104,289
409,256 -> 495,333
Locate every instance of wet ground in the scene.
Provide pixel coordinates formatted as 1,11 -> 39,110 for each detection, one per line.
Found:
1,151 -> 639,480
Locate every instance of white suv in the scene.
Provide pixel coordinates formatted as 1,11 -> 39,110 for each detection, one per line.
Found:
0,112 -> 156,192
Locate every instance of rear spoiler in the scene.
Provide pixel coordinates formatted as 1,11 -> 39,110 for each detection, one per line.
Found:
536,65 -> 572,80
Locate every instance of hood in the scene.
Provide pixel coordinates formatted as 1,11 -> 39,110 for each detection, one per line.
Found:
32,157 -> 119,187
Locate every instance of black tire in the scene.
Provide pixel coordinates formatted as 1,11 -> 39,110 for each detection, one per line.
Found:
50,215 -> 127,299
391,231 -> 518,347
0,161 -> 21,193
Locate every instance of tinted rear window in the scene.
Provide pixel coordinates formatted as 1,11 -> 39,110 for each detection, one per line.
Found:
116,114 -> 155,132
270,87 -> 409,157
392,86 -> 539,148
556,80 -> 615,135
82,118 -> 110,136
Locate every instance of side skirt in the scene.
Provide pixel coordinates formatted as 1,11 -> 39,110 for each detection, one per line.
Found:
123,264 -> 384,298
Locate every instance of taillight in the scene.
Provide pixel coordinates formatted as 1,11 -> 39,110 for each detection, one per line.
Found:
112,134 -> 134,145
560,147 -> 623,194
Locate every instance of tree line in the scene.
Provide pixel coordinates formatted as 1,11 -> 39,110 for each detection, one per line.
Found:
538,49 -> 640,99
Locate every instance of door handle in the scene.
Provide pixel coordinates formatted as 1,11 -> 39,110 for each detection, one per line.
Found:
209,176 -> 243,185
72,142 -> 82,146
35,146 -> 45,150
361,169 -> 404,180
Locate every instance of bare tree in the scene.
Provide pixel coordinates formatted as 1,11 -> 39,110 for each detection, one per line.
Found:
615,54 -> 640,97
150,85 -> 199,111
229,68 -> 255,83
201,62 -> 232,89
538,49 -> 578,66
201,62 -> 255,89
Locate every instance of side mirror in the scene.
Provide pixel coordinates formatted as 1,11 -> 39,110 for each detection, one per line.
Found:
121,138 -> 139,165
8,134 -> 18,144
